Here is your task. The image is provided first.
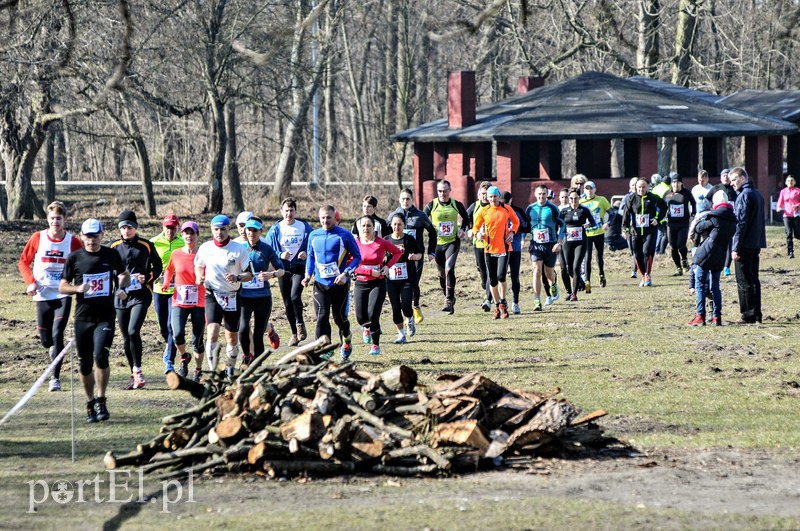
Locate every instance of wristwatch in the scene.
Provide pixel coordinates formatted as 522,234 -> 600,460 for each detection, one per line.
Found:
236,274 -> 242,281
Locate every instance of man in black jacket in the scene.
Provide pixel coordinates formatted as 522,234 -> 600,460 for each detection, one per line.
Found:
729,167 -> 767,324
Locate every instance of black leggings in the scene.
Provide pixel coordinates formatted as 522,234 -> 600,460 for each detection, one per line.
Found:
473,247 -> 492,300
486,253 -> 508,287
387,280 -> 413,325
560,240 -> 587,295
171,305 -> 205,357
784,217 -> 800,255
74,319 -> 115,375
312,283 -> 351,342
239,296 -> 272,357
435,240 -> 461,304
36,298 -> 72,379
354,280 -> 387,345
507,251 -> 521,303
410,260 -> 424,307
632,231 -> 658,275
668,223 -> 689,268
584,234 -> 605,282
116,301 -> 150,369
278,264 -> 306,334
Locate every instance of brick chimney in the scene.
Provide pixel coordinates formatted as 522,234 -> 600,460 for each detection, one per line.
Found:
517,76 -> 544,94
448,71 -> 476,129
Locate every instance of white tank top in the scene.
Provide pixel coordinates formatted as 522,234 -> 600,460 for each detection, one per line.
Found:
32,230 -> 76,301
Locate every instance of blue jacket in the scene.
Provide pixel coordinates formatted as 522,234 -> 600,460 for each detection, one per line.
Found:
241,240 -> 283,299
305,226 -> 362,286
525,201 -> 565,244
732,181 -> 767,252
265,219 -> 313,270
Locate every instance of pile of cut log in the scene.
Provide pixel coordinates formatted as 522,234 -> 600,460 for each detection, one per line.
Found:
104,337 -> 621,479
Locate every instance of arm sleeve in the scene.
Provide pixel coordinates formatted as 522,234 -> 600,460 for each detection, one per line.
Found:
344,232 -> 362,272
17,233 -> 40,285
305,235 -> 316,277
472,208 -> 485,233
163,255 -> 175,288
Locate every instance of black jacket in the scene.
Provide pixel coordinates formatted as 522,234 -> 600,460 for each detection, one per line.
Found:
692,204 -> 736,272
732,181 -> 767,252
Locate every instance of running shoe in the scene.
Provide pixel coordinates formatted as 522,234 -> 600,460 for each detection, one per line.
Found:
682,258 -> 690,270
481,299 -> 492,312
133,369 -> 146,389
49,378 -> 61,392
550,283 -> 559,300
600,274 -> 606,288
320,350 -> 334,361
544,296 -> 554,306
500,303 -> 510,319
644,275 -> 652,287
512,302 -> 521,314
711,317 -> 722,326
125,374 -> 135,390
178,360 -> 189,378
585,281 -> 592,294
192,369 -> 202,382
790,252 -> 795,259
362,327 -> 372,344
413,306 -> 424,324
406,317 -> 416,337
492,306 -> 501,320
688,314 -> 706,326
369,344 -> 381,356
298,323 -> 308,341
533,299 -> 543,311
723,267 -> 731,276
340,338 -> 353,362
86,400 -> 98,423
630,270 -> 638,278
288,334 -> 299,347
242,352 -> 255,368
94,396 -> 110,422
441,301 -> 454,314
639,277 -> 646,287
673,268 -> 683,276
267,327 -> 280,350
393,332 -> 407,344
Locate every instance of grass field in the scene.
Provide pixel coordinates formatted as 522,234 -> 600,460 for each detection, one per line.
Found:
1,217 -> 799,529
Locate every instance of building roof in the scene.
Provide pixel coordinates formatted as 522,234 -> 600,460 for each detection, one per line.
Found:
718,89 -> 800,123
393,71 -> 797,143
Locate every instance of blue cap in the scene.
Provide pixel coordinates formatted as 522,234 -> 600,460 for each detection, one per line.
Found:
487,186 -> 501,197
244,218 -> 263,231
81,218 -> 103,235
210,215 -> 231,227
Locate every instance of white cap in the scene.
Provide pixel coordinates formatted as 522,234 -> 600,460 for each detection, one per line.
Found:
236,211 -> 254,225
712,190 -> 727,206
583,181 -> 596,190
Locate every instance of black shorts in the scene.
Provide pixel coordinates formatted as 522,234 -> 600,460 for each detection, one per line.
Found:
204,290 -> 241,332
529,242 -> 558,268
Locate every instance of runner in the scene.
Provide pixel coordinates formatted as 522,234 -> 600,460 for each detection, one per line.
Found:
385,213 -> 424,343
621,178 -> 667,287
560,189 -> 599,301
151,214 -> 184,373
621,177 -> 640,277
692,170 -> 714,215
466,181 -> 493,311
265,197 -> 314,346
502,191 -> 531,314
59,219 -> 130,422
776,175 -> 800,259
194,215 -> 253,379
303,205 -> 362,361
234,211 -> 254,243
652,174 -> 672,255
353,216 -> 402,355
423,179 -> 470,314
605,199 -> 628,252
352,195 -> 390,237
580,181 -> 612,292
18,201 -> 83,392
525,184 -> 564,311
472,186 -> 520,318
111,209 -> 162,390
391,188 -> 436,325
239,217 -> 284,365
162,221 -> 205,380
664,174 -> 696,276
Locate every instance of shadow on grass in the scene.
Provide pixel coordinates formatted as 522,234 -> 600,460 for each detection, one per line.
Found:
101,486 -> 164,531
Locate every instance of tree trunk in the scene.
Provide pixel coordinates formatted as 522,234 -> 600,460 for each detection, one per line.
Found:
44,129 -> 56,204
672,0 -> 699,87
382,0 -> 398,136
225,100 -> 244,213
206,95 -> 227,213
637,0 -> 660,77
121,96 -> 157,216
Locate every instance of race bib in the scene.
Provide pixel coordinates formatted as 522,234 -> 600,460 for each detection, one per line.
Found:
670,204 -> 685,218
175,285 -> 199,306
41,267 -> 63,287
566,227 -> 583,242
437,221 -> 454,237
242,276 -> 265,290
317,261 -> 340,279
635,214 -> 650,228
490,252 -> 507,258
281,234 -> 302,255
387,262 -> 408,281
532,228 -> 550,244
84,272 -> 111,299
127,276 -> 142,291
214,290 -> 237,312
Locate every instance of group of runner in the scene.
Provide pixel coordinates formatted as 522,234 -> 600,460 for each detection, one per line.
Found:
17,168 -> 771,421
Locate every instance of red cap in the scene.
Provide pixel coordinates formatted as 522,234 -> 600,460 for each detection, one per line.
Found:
162,214 -> 180,227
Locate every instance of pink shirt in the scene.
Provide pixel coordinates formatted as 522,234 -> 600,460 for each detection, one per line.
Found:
354,237 -> 402,282
777,186 -> 800,218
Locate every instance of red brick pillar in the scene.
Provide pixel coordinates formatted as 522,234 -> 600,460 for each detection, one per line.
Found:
448,71 -> 476,129
496,141 -> 519,196
638,138 -> 659,177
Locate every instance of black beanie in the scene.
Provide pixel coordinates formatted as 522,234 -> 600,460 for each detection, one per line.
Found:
118,209 -> 138,228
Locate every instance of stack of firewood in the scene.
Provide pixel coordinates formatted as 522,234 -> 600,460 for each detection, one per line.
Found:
104,337 -> 619,479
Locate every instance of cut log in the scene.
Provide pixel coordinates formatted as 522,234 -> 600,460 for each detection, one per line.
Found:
379,365 -> 418,393
103,451 -> 145,470
247,441 -> 268,465
280,411 -> 325,442
164,427 -> 192,451
216,416 -> 244,441
352,391 -> 377,412
432,420 -> 490,455
263,459 -> 355,478
165,371 -> 207,399
351,424 -> 385,458
570,408 -> 607,426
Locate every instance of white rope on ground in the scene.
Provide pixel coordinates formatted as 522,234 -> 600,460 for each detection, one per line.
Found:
70,342 -> 76,462
0,339 -> 75,427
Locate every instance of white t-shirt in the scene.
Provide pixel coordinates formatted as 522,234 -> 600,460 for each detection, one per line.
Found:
195,239 -> 251,292
277,220 -> 305,257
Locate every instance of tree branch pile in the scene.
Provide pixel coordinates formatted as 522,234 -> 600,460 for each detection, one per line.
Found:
104,339 -> 624,480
